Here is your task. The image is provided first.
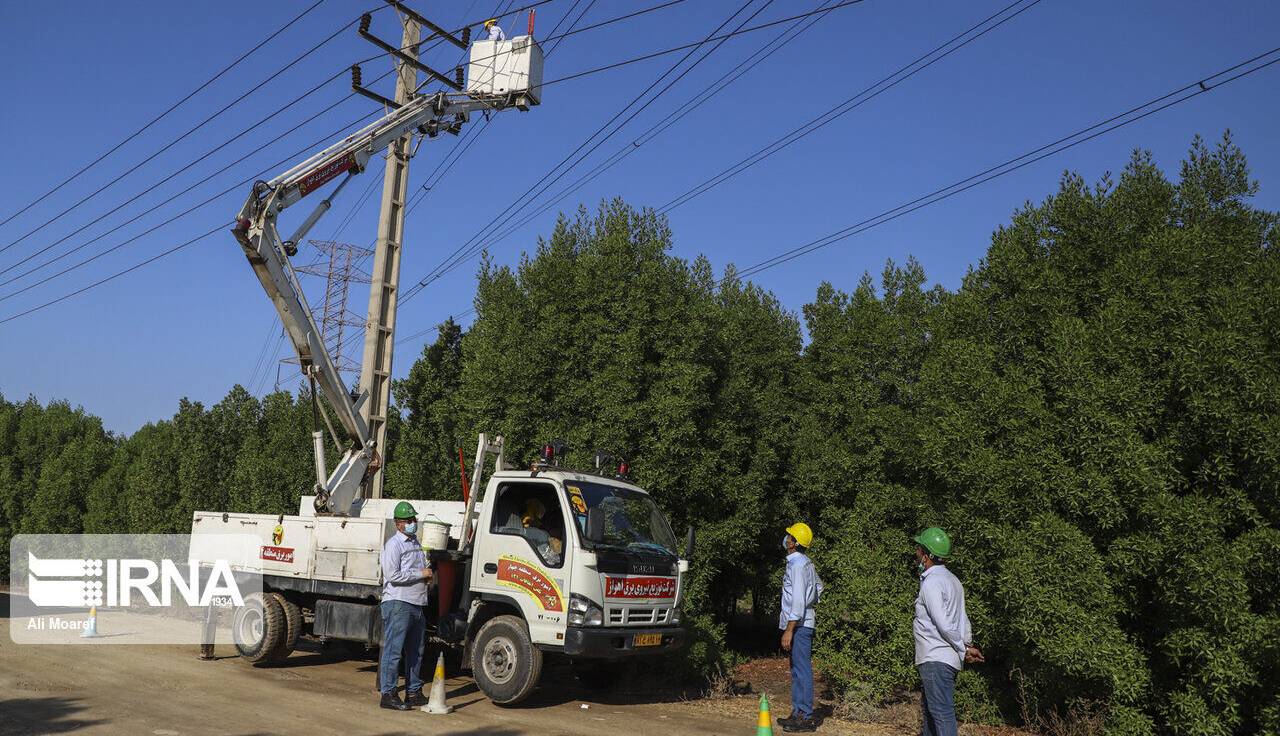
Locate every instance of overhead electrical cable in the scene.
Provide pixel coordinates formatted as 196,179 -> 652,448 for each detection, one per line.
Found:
537,0 -> 872,88
406,0 -> 597,212
0,0 -> 325,230
659,0 -> 1043,214
401,0 -> 786,305
7,55 -> 1276,335
727,46 -> 1280,281
0,110 -> 384,305
0,4 -> 393,257
0,69 -> 392,281
335,0 -> 593,359
422,0 -> 847,285
0,93 -> 380,292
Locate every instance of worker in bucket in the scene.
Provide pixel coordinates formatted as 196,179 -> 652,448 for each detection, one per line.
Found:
912,527 -> 984,736
778,522 -> 823,733
484,18 -> 506,41
378,501 -> 434,711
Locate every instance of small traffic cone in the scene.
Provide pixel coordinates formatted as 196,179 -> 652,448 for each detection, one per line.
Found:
756,692 -> 773,735
421,652 -> 453,714
80,606 -> 99,638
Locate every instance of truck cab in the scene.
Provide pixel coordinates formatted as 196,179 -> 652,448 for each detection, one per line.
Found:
461,467 -> 688,703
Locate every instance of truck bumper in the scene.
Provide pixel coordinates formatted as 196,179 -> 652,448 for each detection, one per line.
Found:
563,626 -> 686,658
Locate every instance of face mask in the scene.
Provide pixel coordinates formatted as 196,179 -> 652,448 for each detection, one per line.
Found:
917,561 -> 926,575
783,535 -> 792,552
404,522 -> 417,536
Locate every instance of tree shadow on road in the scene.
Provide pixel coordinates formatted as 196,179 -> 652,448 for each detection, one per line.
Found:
0,696 -> 110,734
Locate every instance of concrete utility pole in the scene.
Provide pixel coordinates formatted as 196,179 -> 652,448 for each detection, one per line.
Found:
359,11 -> 420,498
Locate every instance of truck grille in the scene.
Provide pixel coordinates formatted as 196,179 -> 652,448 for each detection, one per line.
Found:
606,607 -> 670,626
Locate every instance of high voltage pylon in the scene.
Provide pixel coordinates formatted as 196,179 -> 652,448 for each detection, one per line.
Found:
276,239 -> 373,391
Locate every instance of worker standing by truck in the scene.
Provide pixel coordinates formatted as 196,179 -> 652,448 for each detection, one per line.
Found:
912,527 -> 984,736
379,501 -> 433,711
778,522 -> 822,733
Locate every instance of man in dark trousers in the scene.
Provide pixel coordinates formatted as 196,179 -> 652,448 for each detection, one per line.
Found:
378,501 -> 433,711
913,527 -> 984,736
779,522 -> 823,733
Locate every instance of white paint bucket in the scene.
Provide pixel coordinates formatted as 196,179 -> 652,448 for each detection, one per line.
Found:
421,520 -> 450,551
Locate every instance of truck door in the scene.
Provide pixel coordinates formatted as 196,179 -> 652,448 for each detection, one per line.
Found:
472,480 -> 570,644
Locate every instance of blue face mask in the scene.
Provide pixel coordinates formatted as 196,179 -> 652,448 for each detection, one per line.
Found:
404,521 -> 418,536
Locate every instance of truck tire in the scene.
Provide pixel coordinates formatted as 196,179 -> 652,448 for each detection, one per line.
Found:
471,615 -> 542,705
232,591 -> 285,664
266,592 -> 302,661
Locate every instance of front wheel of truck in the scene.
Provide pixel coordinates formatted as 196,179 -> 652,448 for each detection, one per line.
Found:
471,615 -> 542,705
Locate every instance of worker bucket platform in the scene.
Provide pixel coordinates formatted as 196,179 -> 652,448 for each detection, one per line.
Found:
467,36 -> 543,109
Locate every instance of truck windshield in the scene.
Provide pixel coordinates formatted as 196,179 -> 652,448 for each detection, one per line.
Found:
565,480 -> 678,556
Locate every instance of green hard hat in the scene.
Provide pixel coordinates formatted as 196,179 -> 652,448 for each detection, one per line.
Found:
393,501 -> 417,520
913,527 -> 952,558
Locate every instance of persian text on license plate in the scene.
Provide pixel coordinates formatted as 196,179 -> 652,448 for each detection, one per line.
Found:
634,633 -> 662,647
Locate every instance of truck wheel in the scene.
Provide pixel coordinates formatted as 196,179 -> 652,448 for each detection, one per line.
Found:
232,591 -> 285,664
471,615 -> 542,705
266,592 -> 302,661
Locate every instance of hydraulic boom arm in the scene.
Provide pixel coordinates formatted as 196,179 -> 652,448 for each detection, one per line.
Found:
231,90 -> 509,514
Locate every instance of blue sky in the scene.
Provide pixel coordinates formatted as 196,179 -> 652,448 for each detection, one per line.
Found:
1,0 -> 1277,434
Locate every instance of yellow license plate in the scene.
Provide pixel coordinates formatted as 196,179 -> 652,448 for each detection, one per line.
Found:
634,633 -> 662,647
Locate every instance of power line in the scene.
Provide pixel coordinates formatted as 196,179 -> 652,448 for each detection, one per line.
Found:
658,0 -> 1042,214
4,0 -> 672,295
730,47 -> 1280,281
407,0 -> 597,211
538,0 -> 871,88
331,0 -> 591,360
0,0 -> 325,230
395,308 -> 476,347
419,0 -> 844,288
401,0 -> 787,305
0,97 -> 376,297
0,70 -> 378,283
0,110 -> 382,306
0,4 -> 391,257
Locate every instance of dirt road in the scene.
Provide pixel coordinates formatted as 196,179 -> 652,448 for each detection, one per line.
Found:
0,593 -> 897,736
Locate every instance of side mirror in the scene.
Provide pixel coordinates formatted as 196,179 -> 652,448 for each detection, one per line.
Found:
684,525 -> 695,560
586,507 -> 605,543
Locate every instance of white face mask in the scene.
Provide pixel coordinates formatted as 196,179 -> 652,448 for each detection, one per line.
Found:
783,535 -> 792,552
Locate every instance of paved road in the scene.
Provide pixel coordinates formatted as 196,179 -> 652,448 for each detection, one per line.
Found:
0,593 -> 806,736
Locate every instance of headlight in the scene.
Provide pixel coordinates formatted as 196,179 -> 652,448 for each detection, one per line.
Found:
670,609 -> 681,625
569,593 -> 604,626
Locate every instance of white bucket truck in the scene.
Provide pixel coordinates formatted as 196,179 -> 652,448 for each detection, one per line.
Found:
190,24 -> 688,705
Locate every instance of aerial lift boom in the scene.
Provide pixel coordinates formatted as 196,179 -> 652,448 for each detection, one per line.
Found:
231,80 -> 536,515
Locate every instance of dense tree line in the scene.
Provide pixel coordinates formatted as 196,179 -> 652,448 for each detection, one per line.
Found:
1,134 -> 1276,735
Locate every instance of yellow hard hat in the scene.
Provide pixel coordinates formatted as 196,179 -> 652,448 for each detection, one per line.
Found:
786,522 -> 813,548
484,18 -> 498,28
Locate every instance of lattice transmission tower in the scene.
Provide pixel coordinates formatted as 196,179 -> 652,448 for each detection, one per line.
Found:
276,240 -> 373,391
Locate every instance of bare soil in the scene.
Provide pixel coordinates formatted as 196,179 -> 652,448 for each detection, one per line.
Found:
0,592 -> 1006,736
